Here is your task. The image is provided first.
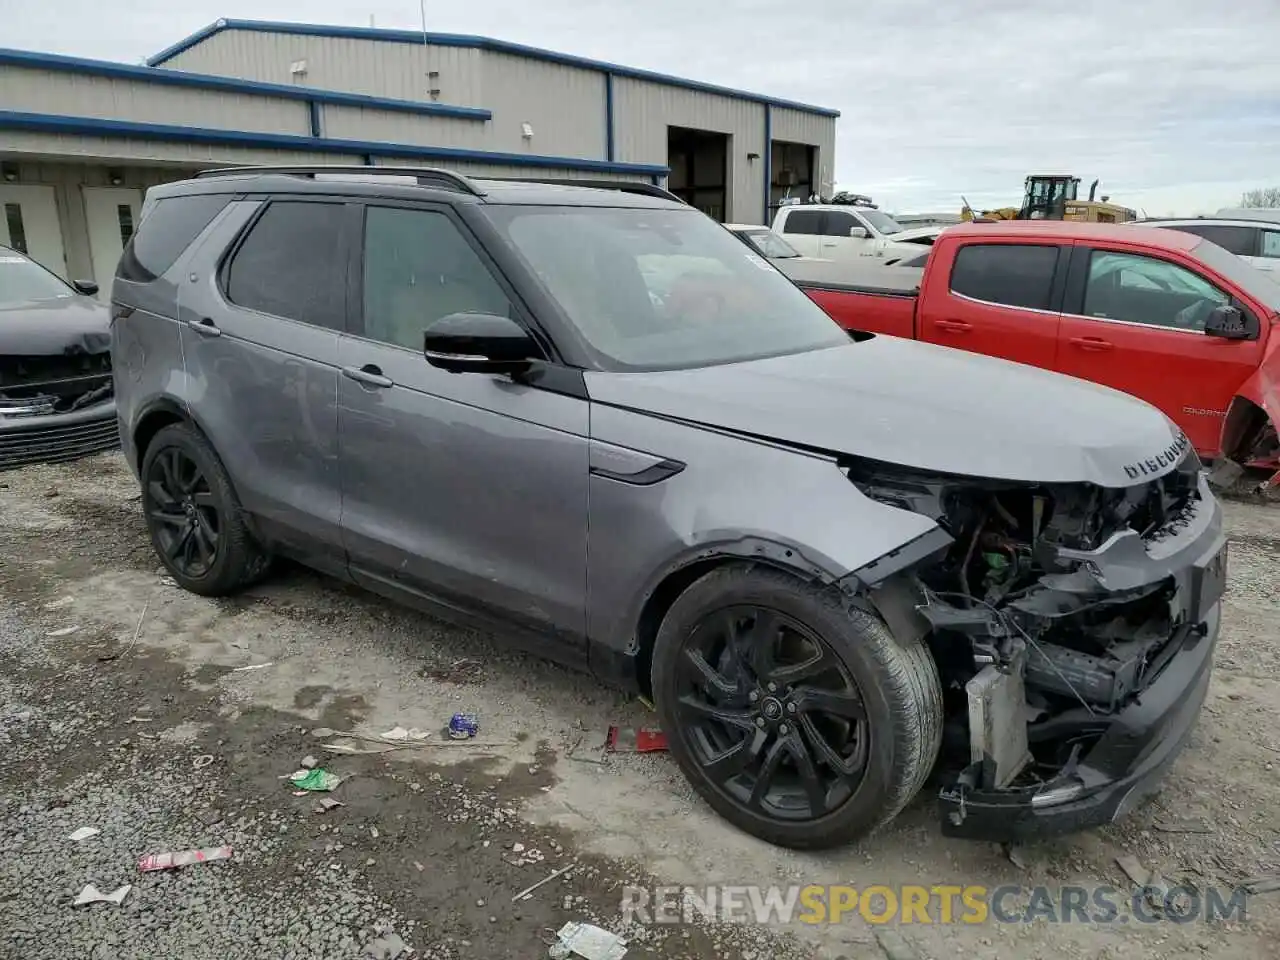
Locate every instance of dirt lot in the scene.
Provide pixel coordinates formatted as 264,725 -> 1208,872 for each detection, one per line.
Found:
0,451 -> 1277,959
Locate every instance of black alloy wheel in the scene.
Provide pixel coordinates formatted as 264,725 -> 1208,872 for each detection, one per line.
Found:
145,446 -> 221,578
674,604 -> 870,821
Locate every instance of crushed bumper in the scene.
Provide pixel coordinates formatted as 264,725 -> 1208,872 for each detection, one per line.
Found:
0,400 -> 119,471
938,471 -> 1226,842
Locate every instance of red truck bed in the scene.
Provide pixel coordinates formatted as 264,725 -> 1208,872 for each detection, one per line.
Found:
776,260 -> 921,339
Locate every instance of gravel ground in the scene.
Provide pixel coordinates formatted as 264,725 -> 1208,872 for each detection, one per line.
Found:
0,451 -> 1278,960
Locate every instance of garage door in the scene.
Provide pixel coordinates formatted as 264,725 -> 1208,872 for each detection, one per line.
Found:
0,184 -> 68,278
83,186 -> 143,300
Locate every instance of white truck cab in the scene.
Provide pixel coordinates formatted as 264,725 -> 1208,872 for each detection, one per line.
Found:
771,203 -> 924,263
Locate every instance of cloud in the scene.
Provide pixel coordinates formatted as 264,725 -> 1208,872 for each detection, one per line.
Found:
9,0 -> 1280,215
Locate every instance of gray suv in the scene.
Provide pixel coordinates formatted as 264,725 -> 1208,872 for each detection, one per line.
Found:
111,166 -> 1226,849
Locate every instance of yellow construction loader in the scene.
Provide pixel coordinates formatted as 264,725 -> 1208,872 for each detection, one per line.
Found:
962,175 -> 1136,223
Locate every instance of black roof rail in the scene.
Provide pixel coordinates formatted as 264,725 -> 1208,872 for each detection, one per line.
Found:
482,177 -> 683,204
194,165 -> 486,196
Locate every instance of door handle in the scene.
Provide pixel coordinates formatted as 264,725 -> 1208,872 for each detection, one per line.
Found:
186,317 -> 221,337
934,319 -> 972,333
821,241 -> 838,247
341,364 -> 394,388
1069,336 -> 1113,351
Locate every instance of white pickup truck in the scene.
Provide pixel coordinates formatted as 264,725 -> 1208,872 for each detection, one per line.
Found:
770,203 -> 927,263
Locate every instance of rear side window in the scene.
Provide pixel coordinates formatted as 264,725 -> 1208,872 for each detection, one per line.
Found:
116,194 -> 230,283
780,210 -> 822,235
1171,223 -> 1258,257
950,243 -> 1060,310
1261,230 -> 1280,258
224,201 -> 348,330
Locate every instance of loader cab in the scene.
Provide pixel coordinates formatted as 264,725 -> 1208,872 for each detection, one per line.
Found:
1022,175 -> 1080,219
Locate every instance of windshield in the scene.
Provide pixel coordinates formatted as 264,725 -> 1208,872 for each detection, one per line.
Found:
1191,237 -> 1280,313
0,251 -> 73,304
859,209 -> 906,236
488,206 -> 850,370
739,229 -> 801,259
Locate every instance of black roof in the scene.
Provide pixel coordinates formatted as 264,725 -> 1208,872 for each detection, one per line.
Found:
149,165 -> 685,209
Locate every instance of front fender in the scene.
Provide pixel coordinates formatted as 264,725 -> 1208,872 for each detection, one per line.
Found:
584,403 -> 942,656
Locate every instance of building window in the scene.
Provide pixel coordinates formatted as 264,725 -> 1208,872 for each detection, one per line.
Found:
4,203 -> 28,255
117,204 -> 135,246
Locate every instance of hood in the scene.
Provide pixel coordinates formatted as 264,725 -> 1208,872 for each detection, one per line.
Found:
0,296 -> 111,357
586,337 -> 1186,487
887,226 -> 944,243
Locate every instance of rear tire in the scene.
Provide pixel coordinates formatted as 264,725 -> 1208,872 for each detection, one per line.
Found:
139,422 -> 269,597
651,563 -> 942,850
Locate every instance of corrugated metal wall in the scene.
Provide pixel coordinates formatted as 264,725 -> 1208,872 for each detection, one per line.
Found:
477,52 -> 605,156
378,158 -> 640,182
1,65 -> 310,135
319,106 -> 490,150
157,29 -> 486,107
611,77 -> 765,222
771,108 -> 837,197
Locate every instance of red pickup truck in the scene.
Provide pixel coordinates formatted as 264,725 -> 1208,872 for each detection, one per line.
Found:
781,220 -> 1280,487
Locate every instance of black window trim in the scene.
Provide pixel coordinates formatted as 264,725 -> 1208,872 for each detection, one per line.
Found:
216,195 -> 360,333
1062,244 -> 1258,339
946,241 -> 1069,316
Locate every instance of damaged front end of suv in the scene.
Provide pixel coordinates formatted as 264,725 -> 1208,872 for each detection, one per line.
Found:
845,434 -> 1225,841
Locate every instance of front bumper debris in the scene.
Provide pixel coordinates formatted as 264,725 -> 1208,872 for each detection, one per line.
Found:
939,602 -> 1218,841
938,471 -> 1226,841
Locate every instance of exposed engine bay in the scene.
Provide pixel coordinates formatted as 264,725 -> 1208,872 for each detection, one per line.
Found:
844,447 -> 1225,831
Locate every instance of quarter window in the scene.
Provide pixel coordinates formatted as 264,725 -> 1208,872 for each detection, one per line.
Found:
1083,251 -> 1228,331
224,201 -> 348,330
949,244 -> 1060,310
1261,231 -> 1280,258
118,194 -> 231,283
361,206 -> 514,351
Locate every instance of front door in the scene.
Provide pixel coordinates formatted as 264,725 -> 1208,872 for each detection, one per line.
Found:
83,187 -> 143,299
1056,246 -> 1264,455
0,184 -> 67,277
814,209 -> 877,262
337,201 -> 590,645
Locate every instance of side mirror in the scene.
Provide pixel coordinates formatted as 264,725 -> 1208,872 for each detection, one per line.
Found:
848,226 -> 869,239
423,312 -> 538,374
72,279 -> 99,296
1204,304 -> 1257,340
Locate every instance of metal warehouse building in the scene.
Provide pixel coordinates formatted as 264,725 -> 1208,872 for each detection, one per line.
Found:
0,18 -> 838,296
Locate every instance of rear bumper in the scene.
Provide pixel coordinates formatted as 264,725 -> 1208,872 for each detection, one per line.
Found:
939,602 -> 1219,842
0,400 -> 119,470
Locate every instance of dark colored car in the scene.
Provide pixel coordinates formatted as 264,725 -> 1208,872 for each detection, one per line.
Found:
0,246 -> 116,470
111,166 -> 1224,849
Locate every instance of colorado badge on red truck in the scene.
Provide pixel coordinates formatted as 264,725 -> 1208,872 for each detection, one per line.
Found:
781,221 -> 1280,492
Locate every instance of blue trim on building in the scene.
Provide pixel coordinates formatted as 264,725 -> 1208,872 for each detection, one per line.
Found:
604,73 -> 615,162
763,105 -> 772,225
0,110 -> 671,176
308,101 -> 323,137
147,19 -> 841,118
0,47 -> 491,121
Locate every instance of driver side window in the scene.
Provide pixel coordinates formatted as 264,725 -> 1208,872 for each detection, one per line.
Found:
1082,250 -> 1227,332
361,206 -> 513,351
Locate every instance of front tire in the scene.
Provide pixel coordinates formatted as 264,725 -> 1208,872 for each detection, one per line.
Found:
140,422 -> 268,597
651,564 -> 942,850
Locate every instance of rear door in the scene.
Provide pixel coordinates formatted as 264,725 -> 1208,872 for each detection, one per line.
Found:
1056,245 -> 1264,454
918,240 -> 1066,368
336,200 -> 590,647
178,197 -> 351,571
774,208 -> 824,257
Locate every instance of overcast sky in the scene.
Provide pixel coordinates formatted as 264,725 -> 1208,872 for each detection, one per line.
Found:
7,0 -> 1279,216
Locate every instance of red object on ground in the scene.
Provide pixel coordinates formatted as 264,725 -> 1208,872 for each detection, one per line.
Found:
606,726 -> 669,753
138,845 -> 233,872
